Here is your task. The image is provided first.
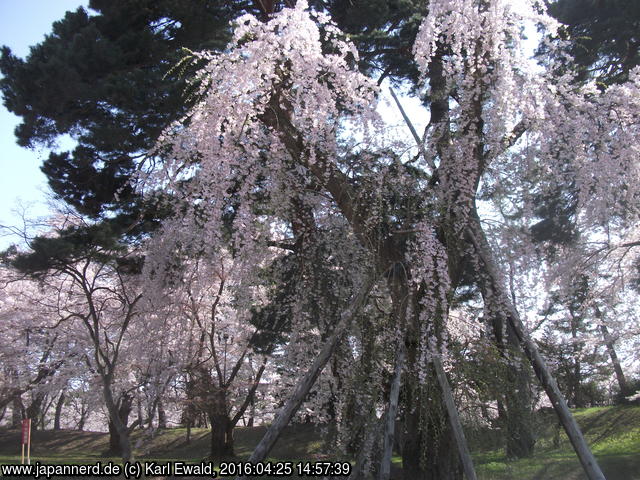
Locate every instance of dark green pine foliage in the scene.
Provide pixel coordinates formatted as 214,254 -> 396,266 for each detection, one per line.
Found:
546,0 -> 640,88
0,0 -> 265,281
1,0 -> 427,225
529,183 -> 579,257
0,0 -> 248,221
311,0 -> 427,84
10,221 -> 126,275
0,0 -> 430,362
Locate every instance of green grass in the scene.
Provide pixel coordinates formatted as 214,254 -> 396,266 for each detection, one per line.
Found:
0,405 -> 638,479
0,422 -> 337,479
473,405 -> 640,480
0,424 -> 335,479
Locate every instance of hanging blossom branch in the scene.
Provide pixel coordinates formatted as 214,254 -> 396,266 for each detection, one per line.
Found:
414,0 -> 640,230
141,1 -> 383,262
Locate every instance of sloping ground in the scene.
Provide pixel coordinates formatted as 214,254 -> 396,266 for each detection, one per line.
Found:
0,423 -> 333,479
138,423 -> 329,461
473,405 -> 640,480
0,423 -> 330,465
0,405 -> 638,479
0,429 -> 118,465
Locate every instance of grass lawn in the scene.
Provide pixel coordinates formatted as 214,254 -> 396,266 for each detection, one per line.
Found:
0,405 -> 638,479
0,423 -> 335,478
473,405 -> 640,480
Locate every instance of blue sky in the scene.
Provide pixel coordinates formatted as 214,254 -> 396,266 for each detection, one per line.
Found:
0,1 -> 88,248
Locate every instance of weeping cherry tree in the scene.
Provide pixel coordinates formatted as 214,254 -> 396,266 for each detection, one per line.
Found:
141,1 -> 640,478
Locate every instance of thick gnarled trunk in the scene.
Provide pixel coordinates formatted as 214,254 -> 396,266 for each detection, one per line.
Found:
157,399 -> 167,429
400,284 -> 463,480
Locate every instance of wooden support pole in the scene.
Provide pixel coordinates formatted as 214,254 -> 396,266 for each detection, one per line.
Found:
433,355 -> 478,480
236,274 -> 375,480
466,221 -> 606,480
27,418 -> 31,465
379,340 -> 405,480
388,88 -> 436,171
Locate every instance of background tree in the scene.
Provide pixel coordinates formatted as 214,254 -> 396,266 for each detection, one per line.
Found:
0,268 -> 71,418
145,252 -> 271,460
0,0 -> 426,228
4,212 -> 146,461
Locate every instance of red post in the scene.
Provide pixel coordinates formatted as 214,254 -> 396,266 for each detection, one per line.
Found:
20,418 -> 31,464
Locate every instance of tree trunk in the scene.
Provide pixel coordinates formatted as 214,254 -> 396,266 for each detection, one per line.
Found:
54,391 -> 65,430
247,397 -> 255,427
380,273 -> 408,480
77,399 -> 88,431
157,399 -> 167,429
342,315 -> 379,459
596,309 -> 629,397
237,275 -> 374,476
402,357 -> 462,480
396,252 -> 463,480
433,356 -> 477,480
502,371 -> 536,458
11,396 -> 23,428
104,386 -> 133,462
566,311 -> 585,408
182,376 -> 196,444
136,397 -> 144,431
493,318 -> 536,458
41,393 -> 58,430
209,414 -> 234,460
349,415 -> 383,480
209,390 -> 234,460
26,392 -> 45,431
108,419 -> 120,453
379,339 -> 405,480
